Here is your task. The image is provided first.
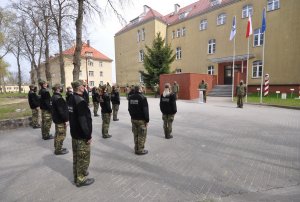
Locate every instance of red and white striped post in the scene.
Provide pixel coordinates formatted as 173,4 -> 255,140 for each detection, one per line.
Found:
264,74 -> 269,96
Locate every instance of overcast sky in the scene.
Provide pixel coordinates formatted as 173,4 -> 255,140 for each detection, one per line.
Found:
2,0 -> 197,83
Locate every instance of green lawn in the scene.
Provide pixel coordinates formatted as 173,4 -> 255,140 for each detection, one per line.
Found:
0,98 -> 31,120
245,93 -> 300,108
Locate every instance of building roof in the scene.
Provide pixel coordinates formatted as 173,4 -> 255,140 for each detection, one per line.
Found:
62,42 -> 113,62
115,0 -> 235,35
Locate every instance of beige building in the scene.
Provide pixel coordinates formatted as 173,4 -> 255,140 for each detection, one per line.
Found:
33,41 -> 113,88
115,0 -> 300,93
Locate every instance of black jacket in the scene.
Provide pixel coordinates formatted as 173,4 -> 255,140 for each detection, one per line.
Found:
83,89 -> 89,104
128,92 -> 149,123
51,92 -> 69,124
28,90 -> 40,109
111,90 -> 120,105
99,92 -> 112,113
66,91 -> 73,103
39,88 -> 51,111
68,93 -> 92,140
160,93 -> 177,115
92,89 -> 100,103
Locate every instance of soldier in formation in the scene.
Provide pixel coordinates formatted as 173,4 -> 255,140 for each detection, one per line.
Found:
111,85 -> 120,121
128,85 -> 149,155
51,84 -> 69,155
91,87 -> 100,117
28,84 -> 41,129
99,86 -> 112,138
38,80 -> 53,140
68,80 -> 94,187
160,83 -> 177,139
65,86 -> 73,102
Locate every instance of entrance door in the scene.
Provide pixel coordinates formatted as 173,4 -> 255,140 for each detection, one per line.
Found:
224,66 -> 232,84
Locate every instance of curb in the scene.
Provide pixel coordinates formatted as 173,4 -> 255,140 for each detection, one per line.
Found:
0,117 -> 32,130
246,103 -> 300,110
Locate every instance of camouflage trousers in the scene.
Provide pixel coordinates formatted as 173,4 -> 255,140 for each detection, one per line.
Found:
31,108 -> 40,127
162,114 -> 175,137
237,95 -> 244,108
41,110 -> 52,138
112,104 -> 119,120
93,102 -> 99,115
131,119 -> 147,152
72,139 -> 90,184
54,123 -> 66,152
101,113 -> 111,137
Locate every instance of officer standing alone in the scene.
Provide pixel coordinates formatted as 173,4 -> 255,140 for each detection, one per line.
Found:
128,85 -> 149,155
51,84 -> 69,155
68,80 -> 94,187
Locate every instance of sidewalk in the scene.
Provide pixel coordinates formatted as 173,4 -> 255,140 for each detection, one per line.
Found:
0,97 -> 299,202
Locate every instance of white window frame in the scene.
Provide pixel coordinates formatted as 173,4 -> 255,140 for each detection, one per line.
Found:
100,81 -> 103,86
199,19 -> 207,30
267,0 -> 280,11
137,30 -> 141,42
99,61 -> 103,67
79,70 -> 82,77
181,27 -> 186,37
217,13 -> 226,25
88,60 -> 93,66
172,31 -> 175,39
242,4 -> 253,18
89,71 -> 94,77
139,50 -> 144,62
210,0 -> 221,6
175,68 -> 182,73
141,28 -> 145,41
176,29 -> 181,38
208,65 -> 214,75
208,39 -> 216,54
254,28 -> 264,47
100,71 -> 103,77
89,81 -> 94,87
139,72 -> 144,83
252,61 -> 263,78
176,47 -> 182,60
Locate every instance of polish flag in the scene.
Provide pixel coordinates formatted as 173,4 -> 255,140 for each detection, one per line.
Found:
246,15 -> 253,38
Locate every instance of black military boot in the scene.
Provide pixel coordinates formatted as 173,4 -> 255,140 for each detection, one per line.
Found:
135,150 -> 148,155
43,134 -> 54,140
76,178 -> 95,187
54,148 -> 69,155
102,134 -> 112,139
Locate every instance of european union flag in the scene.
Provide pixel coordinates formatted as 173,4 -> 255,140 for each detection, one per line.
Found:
261,8 -> 266,33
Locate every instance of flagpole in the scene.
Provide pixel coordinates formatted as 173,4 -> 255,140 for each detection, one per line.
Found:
246,37 -> 250,103
260,8 -> 266,104
231,36 -> 235,102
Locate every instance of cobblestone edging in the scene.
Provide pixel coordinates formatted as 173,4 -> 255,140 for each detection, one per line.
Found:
0,117 -> 31,130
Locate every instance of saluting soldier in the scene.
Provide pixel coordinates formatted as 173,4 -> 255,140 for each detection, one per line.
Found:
38,80 -> 53,140
68,80 -> 94,187
99,86 -> 112,138
111,85 -> 120,121
28,84 -> 41,129
199,80 -> 208,103
236,80 -> 247,108
160,83 -> 177,139
51,84 -> 69,155
128,85 -> 149,155
91,87 -> 100,117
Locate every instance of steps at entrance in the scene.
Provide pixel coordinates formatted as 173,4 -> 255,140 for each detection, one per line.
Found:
208,85 -> 232,97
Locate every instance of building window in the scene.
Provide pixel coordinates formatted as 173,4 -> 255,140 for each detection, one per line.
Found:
199,19 -> 207,30
89,71 -> 94,77
88,60 -> 93,66
137,30 -> 141,42
252,61 -> 263,78
210,0 -> 221,6
217,13 -> 226,25
139,72 -> 144,83
254,28 -> 264,46
179,12 -> 188,20
79,70 -> 82,77
242,4 -> 253,18
141,28 -> 145,41
172,31 -> 175,39
176,47 -> 182,60
89,81 -> 94,87
99,61 -> 103,67
100,71 -> 103,77
181,27 -> 186,37
208,39 -> 216,54
176,29 -> 181,38
267,0 -> 280,11
208,65 -> 214,75
139,50 -> 144,62
100,81 -> 103,86
175,68 -> 182,73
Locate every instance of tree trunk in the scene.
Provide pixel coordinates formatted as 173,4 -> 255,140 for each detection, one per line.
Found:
44,19 -> 52,86
58,29 -> 65,87
73,0 -> 84,81
16,46 -> 22,93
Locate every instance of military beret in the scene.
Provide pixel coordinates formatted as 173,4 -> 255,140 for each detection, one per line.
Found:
38,79 -> 47,85
29,84 -> 36,89
71,80 -> 83,89
52,83 -> 63,91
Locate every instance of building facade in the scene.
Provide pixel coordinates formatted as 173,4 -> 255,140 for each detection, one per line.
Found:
33,41 -> 113,88
115,0 -> 300,93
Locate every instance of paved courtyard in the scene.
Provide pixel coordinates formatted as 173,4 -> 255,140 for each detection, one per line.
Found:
0,97 -> 299,202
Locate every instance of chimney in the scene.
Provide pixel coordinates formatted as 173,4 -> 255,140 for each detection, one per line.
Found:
87,40 -> 90,47
174,4 -> 180,13
143,5 -> 150,14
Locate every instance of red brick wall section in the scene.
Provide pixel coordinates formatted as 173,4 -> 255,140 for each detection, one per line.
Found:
160,73 -> 217,100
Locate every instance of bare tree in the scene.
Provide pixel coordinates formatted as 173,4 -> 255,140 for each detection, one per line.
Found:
0,7 -> 13,59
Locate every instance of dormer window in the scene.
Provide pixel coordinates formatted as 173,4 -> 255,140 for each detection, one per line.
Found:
210,0 -> 222,6
131,17 -> 139,24
178,12 -> 189,20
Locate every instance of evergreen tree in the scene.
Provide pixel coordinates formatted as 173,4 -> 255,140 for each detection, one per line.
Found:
140,32 -> 175,88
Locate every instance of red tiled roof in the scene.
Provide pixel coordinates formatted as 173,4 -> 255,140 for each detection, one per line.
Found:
115,0 -> 234,34
62,42 -> 112,61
